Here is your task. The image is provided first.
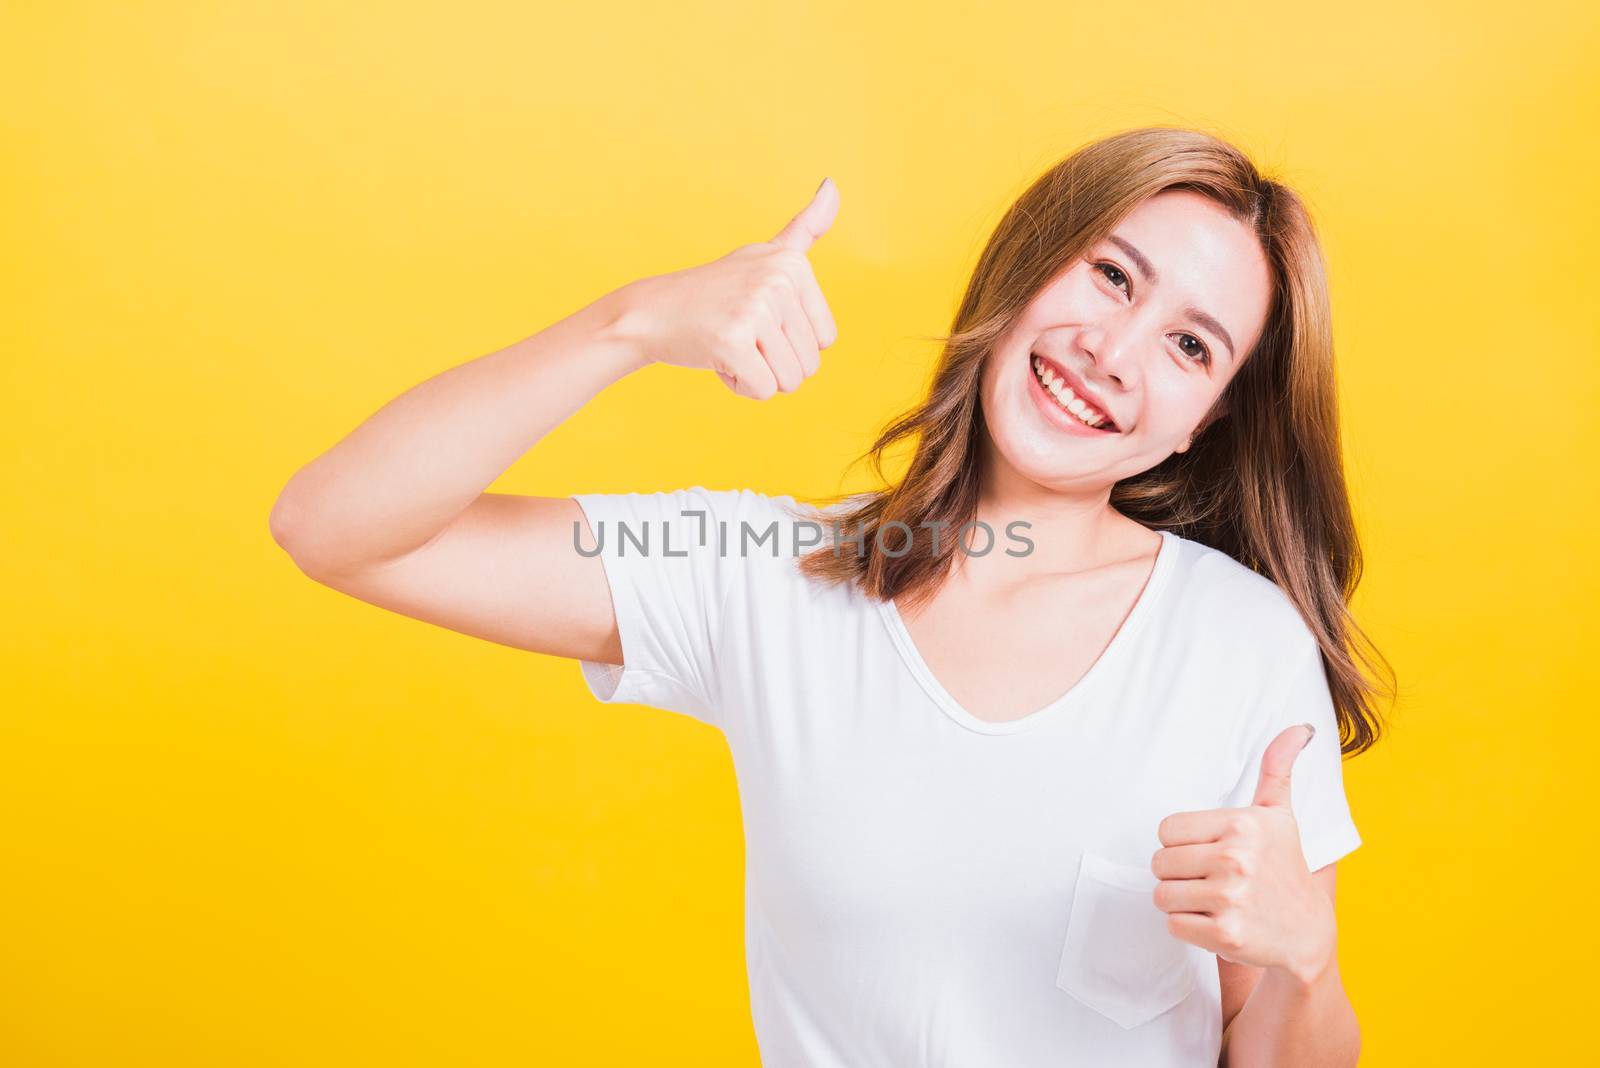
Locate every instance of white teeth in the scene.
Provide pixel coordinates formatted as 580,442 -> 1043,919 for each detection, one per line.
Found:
1032,356 -> 1110,429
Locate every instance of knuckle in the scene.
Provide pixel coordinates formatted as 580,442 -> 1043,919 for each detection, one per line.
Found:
738,292 -> 768,321
759,292 -> 787,325
1219,846 -> 1251,878
760,267 -> 795,297
759,295 -> 790,329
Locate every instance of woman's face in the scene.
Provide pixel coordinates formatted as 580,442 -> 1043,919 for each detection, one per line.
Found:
978,189 -> 1274,495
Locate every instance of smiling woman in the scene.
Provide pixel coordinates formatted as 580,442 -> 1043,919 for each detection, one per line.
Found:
272,125 -> 1391,1067
990,191 -> 1272,469
801,135 -> 1389,764
766,140 -> 1391,1061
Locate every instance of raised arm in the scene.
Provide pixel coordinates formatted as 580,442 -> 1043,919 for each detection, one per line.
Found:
268,178 -> 839,663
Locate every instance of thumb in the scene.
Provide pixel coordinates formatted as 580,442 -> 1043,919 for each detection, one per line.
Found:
770,177 -> 839,252
1250,723 -> 1315,809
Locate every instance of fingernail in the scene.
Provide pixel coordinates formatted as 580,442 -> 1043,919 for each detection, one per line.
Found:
1300,722 -> 1316,749
816,176 -> 832,194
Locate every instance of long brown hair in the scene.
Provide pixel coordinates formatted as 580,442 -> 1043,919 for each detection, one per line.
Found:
794,126 -> 1392,755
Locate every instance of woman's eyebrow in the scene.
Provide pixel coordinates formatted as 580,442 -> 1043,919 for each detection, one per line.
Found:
1107,233 -> 1237,361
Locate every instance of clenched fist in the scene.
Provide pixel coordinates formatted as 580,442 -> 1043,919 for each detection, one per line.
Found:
1150,724 -> 1337,984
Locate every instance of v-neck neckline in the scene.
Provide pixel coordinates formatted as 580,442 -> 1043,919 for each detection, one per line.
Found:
875,529 -> 1181,736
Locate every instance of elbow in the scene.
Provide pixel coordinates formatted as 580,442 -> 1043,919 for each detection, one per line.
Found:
269,475 -> 384,583
268,487 -> 300,555
268,480 -> 333,579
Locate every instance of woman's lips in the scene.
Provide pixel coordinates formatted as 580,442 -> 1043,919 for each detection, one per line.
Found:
1028,354 -> 1122,434
1026,360 -> 1115,436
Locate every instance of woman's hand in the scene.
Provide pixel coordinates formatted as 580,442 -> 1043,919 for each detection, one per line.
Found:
606,178 -> 841,400
1151,725 -> 1337,986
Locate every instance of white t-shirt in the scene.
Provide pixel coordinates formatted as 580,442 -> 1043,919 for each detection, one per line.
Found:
572,486 -> 1361,1068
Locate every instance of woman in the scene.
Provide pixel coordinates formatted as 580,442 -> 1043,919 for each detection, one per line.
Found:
270,126 -> 1392,1067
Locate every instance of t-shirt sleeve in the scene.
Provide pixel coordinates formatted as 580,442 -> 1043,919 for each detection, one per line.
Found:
569,486 -> 755,732
1222,638 -> 1363,873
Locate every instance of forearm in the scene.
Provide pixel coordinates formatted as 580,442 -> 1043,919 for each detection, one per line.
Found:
270,285 -> 648,574
1220,954 -> 1359,1067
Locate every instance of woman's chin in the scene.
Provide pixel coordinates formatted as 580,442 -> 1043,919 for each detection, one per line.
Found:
989,441 -> 1119,493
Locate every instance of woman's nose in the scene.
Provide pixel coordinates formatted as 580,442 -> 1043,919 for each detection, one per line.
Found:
1079,321 -> 1139,389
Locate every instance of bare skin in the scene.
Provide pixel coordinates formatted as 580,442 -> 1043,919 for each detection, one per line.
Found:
270,179 -> 1357,1065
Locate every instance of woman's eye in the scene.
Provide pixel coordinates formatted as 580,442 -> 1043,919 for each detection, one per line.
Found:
1175,334 -> 1211,366
1092,262 -> 1130,296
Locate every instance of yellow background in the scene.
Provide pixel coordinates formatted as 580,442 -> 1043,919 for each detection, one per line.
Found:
4,1 -> 1595,1063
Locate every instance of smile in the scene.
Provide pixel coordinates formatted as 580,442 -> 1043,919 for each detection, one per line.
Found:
1030,356 -> 1119,432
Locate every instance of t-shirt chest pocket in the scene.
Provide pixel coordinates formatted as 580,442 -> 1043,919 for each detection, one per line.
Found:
1054,850 -> 1204,1029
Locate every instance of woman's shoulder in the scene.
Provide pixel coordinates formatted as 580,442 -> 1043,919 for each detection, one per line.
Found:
601,486 -> 851,571
1160,531 -> 1319,653
695,486 -> 878,538
568,485 -> 815,560
582,485 -> 814,523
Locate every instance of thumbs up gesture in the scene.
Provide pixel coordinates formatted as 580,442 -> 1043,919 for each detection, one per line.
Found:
605,178 -> 842,400
1151,724 -> 1337,981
